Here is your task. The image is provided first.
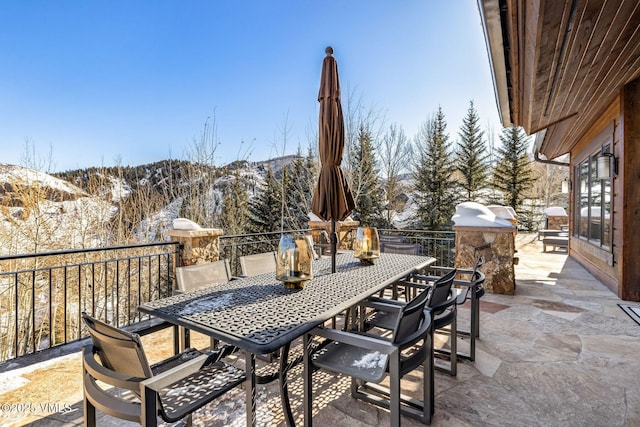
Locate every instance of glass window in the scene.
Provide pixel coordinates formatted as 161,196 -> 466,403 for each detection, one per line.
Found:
577,161 -> 589,238
574,145 -> 612,249
589,152 -> 602,244
603,178 -> 611,247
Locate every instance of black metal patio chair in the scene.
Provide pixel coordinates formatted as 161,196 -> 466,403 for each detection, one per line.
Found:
420,256 -> 485,361
304,272 -> 449,425
362,268 -> 458,376
81,312 -> 244,427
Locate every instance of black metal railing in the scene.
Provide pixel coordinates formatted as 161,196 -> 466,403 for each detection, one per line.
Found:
0,242 -> 179,363
377,229 -> 456,267
0,228 -> 454,364
219,229 -> 325,276
220,228 -> 455,276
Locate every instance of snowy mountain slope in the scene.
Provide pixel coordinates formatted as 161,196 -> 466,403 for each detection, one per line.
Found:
0,162 -> 85,202
0,157 -> 291,255
0,163 -> 116,254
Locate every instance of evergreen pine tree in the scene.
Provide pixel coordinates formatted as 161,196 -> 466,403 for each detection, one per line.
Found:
413,107 -> 457,230
492,125 -> 536,214
349,125 -> 384,226
220,168 -> 249,235
305,146 -> 320,190
456,101 -> 489,201
247,168 -> 282,233
282,150 -> 315,230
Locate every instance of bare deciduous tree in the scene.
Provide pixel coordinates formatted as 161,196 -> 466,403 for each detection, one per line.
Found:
180,115 -> 223,228
379,124 -> 411,226
342,87 -> 386,204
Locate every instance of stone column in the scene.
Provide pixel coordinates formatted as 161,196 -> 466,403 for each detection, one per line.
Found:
547,215 -> 569,230
166,228 -> 224,267
453,225 -> 516,295
543,207 -> 568,230
308,220 -> 360,250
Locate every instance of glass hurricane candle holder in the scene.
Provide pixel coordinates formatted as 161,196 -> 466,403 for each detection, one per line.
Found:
276,234 -> 314,289
354,227 -> 380,265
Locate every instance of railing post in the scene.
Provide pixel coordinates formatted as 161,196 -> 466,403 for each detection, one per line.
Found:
166,228 -> 224,267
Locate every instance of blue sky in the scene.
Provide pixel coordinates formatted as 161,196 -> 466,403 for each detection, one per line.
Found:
1,1 -> 501,172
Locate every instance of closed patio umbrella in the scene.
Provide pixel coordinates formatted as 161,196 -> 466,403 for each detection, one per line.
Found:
311,46 -> 355,273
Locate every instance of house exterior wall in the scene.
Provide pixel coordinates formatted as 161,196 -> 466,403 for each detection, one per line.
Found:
569,98 -> 619,295
568,78 -> 640,301
621,79 -> 640,301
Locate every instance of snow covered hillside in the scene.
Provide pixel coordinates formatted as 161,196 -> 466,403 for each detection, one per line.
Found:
0,158 -> 280,255
0,163 -> 116,254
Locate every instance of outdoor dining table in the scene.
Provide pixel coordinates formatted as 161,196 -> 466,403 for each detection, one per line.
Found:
138,251 -> 436,426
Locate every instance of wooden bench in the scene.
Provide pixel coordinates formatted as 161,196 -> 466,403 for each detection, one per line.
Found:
542,236 -> 569,252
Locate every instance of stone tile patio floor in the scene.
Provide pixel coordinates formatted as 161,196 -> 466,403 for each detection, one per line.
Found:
2,232 -> 640,426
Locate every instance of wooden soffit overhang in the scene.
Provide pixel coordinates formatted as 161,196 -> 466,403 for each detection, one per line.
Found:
478,0 -> 640,160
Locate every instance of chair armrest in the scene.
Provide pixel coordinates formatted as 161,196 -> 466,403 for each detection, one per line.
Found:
408,274 -> 441,282
400,275 -> 434,288
398,281 -> 432,296
83,373 -> 142,421
142,353 -> 211,392
362,298 -> 404,311
82,346 -> 144,391
452,279 -> 473,289
400,273 -> 435,290
423,267 -> 455,280
309,327 -> 399,355
452,270 -> 485,288
426,267 -> 479,283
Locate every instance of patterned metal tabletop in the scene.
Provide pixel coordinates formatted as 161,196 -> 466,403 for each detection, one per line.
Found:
139,252 -> 435,354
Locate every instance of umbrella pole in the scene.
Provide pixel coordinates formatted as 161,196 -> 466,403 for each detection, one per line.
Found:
331,219 -> 337,273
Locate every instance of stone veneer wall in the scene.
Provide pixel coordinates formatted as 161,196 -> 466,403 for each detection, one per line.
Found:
453,225 -> 516,295
166,228 -> 224,266
308,220 -> 360,250
547,216 -> 569,230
